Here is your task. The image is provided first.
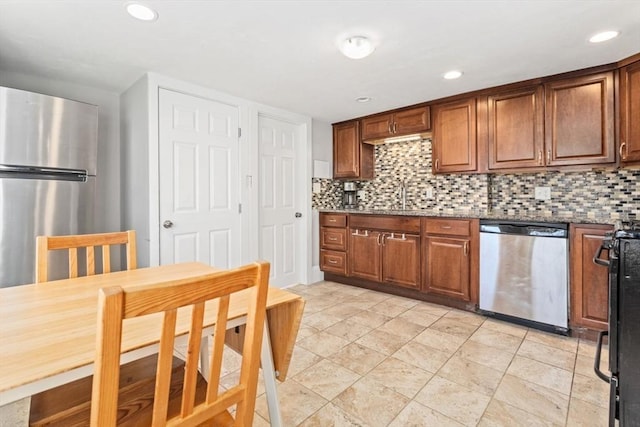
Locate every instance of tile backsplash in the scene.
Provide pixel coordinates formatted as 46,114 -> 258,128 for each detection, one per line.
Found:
312,138 -> 640,222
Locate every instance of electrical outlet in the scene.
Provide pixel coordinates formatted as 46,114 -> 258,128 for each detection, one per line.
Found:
312,182 -> 321,194
357,190 -> 366,201
534,186 -> 551,200
425,187 -> 434,199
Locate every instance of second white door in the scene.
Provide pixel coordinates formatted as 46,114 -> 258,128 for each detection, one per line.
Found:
159,88 -> 241,269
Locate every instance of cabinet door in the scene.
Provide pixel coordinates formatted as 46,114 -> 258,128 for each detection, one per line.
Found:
423,236 -> 470,301
361,114 -> 393,140
381,233 -> 420,289
432,98 -> 477,173
544,72 -> 615,166
333,121 -> 360,178
620,61 -> 640,165
488,86 -> 544,170
393,106 -> 430,135
570,224 -> 612,330
349,231 -> 381,281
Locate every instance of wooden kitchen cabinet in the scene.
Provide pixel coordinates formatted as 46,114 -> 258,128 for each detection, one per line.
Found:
349,215 -> 421,289
620,60 -> 640,165
422,218 -> 479,303
332,120 -> 374,179
570,224 -> 612,331
487,86 -> 545,170
432,98 -> 477,173
544,72 -> 615,166
361,106 -> 430,142
320,213 -> 349,275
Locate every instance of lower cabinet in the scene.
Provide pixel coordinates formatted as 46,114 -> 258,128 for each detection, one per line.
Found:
569,224 -> 612,330
349,230 -> 382,282
421,218 -> 478,303
381,233 -> 421,288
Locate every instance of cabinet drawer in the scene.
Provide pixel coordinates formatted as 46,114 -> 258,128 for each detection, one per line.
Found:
350,215 -> 420,233
320,250 -> 347,275
321,227 -> 347,250
320,213 -> 347,228
424,218 -> 471,236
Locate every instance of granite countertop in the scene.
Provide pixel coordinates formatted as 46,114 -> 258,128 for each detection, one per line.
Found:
318,208 -> 616,225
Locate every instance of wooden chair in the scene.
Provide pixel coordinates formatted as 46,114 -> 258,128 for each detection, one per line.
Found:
35,230 -> 137,282
90,261 -> 270,426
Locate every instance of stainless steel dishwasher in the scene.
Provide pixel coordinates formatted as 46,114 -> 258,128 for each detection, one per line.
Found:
479,220 -> 569,332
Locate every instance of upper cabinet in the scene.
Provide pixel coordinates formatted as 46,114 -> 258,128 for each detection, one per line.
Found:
544,72 -> 615,166
432,98 -> 477,173
333,120 -> 374,179
487,86 -> 545,170
620,60 -> 640,165
361,106 -> 430,142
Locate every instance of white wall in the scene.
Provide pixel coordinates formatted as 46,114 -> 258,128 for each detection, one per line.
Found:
0,71 -> 121,235
310,119 -> 333,281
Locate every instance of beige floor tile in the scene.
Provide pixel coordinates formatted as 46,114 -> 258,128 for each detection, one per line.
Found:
578,339 -> 608,361
303,311 -> 343,330
438,355 -> 504,396
493,374 -> 569,425
302,298 -> 335,314
220,346 -> 243,376
385,294 -> 421,308
507,355 -> 574,396
377,317 -> 425,340
444,309 -> 486,326
480,317 -> 529,338
469,327 -> 524,353
355,291 -> 390,305
478,399 -> 556,427
293,359 -> 360,400
429,317 -> 480,339
393,340 -> 452,373
322,303 -> 363,320
254,380 -> 327,426
333,376 -> 410,427
298,330 -> 350,357
251,413 -> 271,427
324,318 -> 373,342
571,373 -> 609,408
328,342 -> 387,376
368,300 -> 410,317
525,330 -> 578,354
567,397 -> 609,426
397,307 -> 442,327
517,338 -> 577,371
413,300 -> 452,316
355,328 -> 411,355
456,339 -> 515,372
415,375 -> 492,426
348,309 -> 393,328
388,400 -> 464,427
414,328 -> 466,354
574,354 -> 609,378
296,325 -> 320,342
364,356 -> 433,399
220,368 -> 266,397
286,346 -> 323,377
298,402 -> 367,426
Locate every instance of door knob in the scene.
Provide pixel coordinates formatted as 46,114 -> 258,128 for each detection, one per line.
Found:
295,212 -> 302,218
163,220 -> 174,229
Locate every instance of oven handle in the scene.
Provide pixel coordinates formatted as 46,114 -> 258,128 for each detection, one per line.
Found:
593,244 -> 611,267
594,330 -> 612,383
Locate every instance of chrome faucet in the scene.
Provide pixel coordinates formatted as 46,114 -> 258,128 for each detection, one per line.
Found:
399,179 -> 407,210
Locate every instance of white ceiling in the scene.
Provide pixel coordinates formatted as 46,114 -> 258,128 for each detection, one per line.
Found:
1,1 -> 639,123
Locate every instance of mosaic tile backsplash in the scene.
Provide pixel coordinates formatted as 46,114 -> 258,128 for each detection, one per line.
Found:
312,138 -> 640,222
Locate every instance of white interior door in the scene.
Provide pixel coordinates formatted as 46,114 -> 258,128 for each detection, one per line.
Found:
159,88 -> 241,269
258,115 -> 304,287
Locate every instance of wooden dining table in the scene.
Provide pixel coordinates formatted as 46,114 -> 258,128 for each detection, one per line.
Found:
0,262 -> 305,426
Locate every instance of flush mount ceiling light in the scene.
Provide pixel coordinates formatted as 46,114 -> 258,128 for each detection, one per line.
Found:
443,70 -> 463,80
589,30 -> 619,43
355,96 -> 372,103
340,36 -> 375,59
126,2 -> 158,21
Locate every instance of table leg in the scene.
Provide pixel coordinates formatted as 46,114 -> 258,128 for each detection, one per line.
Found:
261,320 -> 283,427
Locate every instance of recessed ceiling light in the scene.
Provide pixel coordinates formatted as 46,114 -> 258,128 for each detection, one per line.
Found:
443,70 -> 463,80
356,96 -> 372,103
340,36 -> 375,60
589,30 -> 619,43
126,2 -> 158,21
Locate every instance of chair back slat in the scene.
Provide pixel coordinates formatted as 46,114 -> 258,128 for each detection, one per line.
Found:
35,230 -> 137,283
90,261 -> 270,427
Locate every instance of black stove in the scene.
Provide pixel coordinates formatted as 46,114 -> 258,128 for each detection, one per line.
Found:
594,220 -> 640,427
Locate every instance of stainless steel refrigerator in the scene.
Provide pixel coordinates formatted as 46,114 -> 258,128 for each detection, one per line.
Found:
0,86 -> 98,287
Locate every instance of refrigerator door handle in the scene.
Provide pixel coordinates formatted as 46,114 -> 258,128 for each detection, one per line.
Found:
0,164 -> 87,182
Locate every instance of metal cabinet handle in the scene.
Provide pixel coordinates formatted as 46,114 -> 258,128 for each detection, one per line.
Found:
538,150 -> 543,165
620,141 -> 627,160
328,259 -> 338,265
546,149 -> 551,164
388,123 -> 393,134
441,225 -> 452,229
435,159 -> 440,171
393,122 -> 398,133
328,218 -> 337,223
463,241 -> 469,256
377,233 -> 382,245
163,220 -> 174,229
327,236 -> 338,241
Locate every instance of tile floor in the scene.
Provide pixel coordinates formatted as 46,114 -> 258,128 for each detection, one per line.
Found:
225,281 -> 611,426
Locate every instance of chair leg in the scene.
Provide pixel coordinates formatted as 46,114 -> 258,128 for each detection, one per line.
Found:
199,336 -> 210,379
261,320 -> 283,427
